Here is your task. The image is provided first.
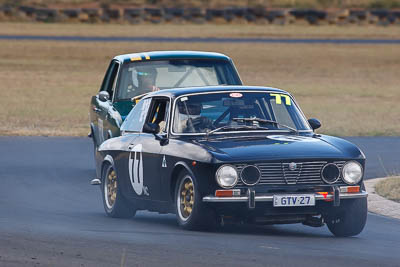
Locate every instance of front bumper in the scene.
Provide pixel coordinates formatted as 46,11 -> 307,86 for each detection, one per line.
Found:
202,187 -> 368,222
203,191 -> 367,202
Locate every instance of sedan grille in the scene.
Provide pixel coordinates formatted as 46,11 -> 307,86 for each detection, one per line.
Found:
235,161 -> 345,186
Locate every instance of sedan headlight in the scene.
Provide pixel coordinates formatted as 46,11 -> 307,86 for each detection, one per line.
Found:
342,161 -> 363,185
216,165 -> 238,188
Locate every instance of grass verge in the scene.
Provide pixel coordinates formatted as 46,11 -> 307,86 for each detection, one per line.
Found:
375,177 -> 400,203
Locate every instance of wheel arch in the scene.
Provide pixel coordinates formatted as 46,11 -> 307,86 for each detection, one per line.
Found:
101,154 -> 115,178
170,161 -> 195,203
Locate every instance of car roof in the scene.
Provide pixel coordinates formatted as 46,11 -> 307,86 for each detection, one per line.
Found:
144,86 -> 290,99
114,51 -> 232,64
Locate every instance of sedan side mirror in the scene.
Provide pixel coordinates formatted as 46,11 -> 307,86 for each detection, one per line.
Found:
143,122 -> 160,134
143,122 -> 169,145
98,91 -> 110,102
308,118 -> 321,130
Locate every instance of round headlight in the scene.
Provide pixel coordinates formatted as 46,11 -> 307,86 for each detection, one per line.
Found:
240,165 -> 261,186
342,161 -> 363,185
321,163 -> 340,184
216,165 -> 238,188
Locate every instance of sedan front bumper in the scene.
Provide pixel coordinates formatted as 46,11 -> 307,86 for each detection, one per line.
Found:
202,186 -> 368,220
203,191 -> 368,203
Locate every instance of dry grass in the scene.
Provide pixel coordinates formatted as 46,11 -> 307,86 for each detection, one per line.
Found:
1,23 -> 400,40
375,177 -> 400,203
0,23 -> 399,136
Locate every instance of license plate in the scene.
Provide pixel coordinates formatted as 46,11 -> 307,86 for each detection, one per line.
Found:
273,194 -> 315,207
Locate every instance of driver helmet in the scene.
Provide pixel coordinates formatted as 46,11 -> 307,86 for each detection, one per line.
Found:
136,66 -> 157,87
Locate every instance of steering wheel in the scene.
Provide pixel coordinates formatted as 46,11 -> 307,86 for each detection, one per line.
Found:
187,117 -> 214,132
212,107 -> 231,128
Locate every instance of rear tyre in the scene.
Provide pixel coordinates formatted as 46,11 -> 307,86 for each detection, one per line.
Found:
92,139 -> 98,165
175,170 -> 217,230
326,197 -> 367,237
90,127 -> 98,167
101,164 -> 136,218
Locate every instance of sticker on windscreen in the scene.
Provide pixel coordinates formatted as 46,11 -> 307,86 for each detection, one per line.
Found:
229,93 -> 243,98
270,93 -> 291,106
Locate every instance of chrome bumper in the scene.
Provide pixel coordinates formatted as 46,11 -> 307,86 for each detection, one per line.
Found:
203,191 -> 368,203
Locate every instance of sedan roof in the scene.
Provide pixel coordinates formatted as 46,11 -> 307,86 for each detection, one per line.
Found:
144,86 -> 290,99
114,51 -> 232,64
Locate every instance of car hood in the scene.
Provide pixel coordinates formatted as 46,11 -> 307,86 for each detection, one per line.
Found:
195,134 -> 364,162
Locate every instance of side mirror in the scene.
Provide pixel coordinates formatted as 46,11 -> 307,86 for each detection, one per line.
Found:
308,118 -> 321,130
98,91 -> 110,102
143,122 -> 160,134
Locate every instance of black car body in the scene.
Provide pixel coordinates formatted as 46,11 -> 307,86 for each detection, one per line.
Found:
91,86 -> 368,237
89,51 -> 242,148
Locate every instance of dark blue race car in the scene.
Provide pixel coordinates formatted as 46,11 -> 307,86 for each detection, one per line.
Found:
91,86 -> 368,237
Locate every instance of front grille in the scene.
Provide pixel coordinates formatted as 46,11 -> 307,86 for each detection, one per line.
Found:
235,161 -> 345,186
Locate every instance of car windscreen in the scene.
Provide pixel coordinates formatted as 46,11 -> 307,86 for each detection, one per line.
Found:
115,59 -> 240,101
172,91 -> 311,134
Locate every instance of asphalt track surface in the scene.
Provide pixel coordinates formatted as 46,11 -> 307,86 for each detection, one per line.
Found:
0,136 -> 399,267
1,34 -> 400,44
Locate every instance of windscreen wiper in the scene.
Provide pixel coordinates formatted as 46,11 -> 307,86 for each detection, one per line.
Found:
206,125 -> 270,138
232,117 -> 298,134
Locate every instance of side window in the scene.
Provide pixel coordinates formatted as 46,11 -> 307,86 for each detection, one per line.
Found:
100,60 -> 120,99
146,98 -> 170,133
120,98 -> 151,132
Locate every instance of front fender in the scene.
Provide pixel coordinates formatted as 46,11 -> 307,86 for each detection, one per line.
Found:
319,135 -> 366,160
174,161 -> 196,178
96,154 -> 115,180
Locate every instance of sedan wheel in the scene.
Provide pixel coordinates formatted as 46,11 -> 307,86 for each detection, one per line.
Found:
326,197 -> 367,237
101,164 -> 136,218
177,175 -> 195,221
175,171 -> 217,230
104,169 -> 117,209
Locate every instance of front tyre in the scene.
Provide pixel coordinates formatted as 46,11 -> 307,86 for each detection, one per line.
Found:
175,171 -> 217,230
326,197 -> 367,237
101,164 -> 136,218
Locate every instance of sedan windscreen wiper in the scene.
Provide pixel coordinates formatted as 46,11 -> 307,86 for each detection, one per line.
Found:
232,117 -> 298,133
206,125 -> 270,137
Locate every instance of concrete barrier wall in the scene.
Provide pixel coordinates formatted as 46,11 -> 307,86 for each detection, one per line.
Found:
0,5 -> 399,26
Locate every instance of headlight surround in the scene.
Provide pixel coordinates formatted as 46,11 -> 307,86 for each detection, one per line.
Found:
321,163 -> 340,184
342,161 -> 363,185
216,165 -> 238,189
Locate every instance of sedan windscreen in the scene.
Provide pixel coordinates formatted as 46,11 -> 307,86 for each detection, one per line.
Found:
172,91 -> 311,134
116,59 -> 240,100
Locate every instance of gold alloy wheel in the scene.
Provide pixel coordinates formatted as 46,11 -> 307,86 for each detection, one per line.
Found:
106,169 -> 117,208
179,178 -> 195,219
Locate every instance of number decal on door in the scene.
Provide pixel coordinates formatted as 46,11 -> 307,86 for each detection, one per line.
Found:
129,144 -> 144,195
